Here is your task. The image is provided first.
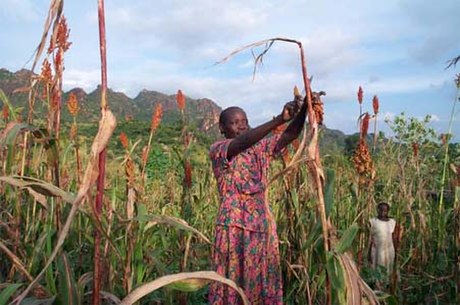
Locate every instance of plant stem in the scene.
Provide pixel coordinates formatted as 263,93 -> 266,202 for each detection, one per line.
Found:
373,114 -> 378,152
93,0 -> 108,304
297,41 -> 331,305
141,129 -> 154,181
437,79 -> 459,249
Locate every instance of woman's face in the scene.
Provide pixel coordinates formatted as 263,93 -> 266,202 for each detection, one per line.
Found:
219,108 -> 249,139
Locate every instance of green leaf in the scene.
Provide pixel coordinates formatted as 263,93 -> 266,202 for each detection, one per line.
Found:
56,253 -> 79,305
349,182 -> 358,201
384,295 -> 398,305
376,292 -> 398,305
0,176 -> 75,203
0,122 -> 30,147
324,168 -> 335,217
21,297 -> 56,305
0,122 -> 30,174
142,215 -> 211,244
45,230 -> 56,295
325,253 -> 344,290
334,223 -> 359,254
137,203 -> 148,225
77,272 -> 93,297
167,278 -> 210,292
0,283 -> 23,305
302,215 -> 322,252
0,88 -> 18,121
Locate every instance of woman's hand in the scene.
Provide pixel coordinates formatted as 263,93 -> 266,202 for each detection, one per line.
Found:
281,95 -> 304,122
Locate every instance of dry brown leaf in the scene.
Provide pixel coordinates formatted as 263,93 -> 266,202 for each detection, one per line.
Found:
31,0 -> 63,72
0,240 -> 34,282
338,254 -> 361,305
338,253 -> 379,305
12,86 -> 33,94
26,187 -> 48,210
79,109 -> 116,196
119,271 -> 249,305
0,176 -> 74,204
126,188 -> 136,220
0,122 -> 24,144
144,215 -> 211,244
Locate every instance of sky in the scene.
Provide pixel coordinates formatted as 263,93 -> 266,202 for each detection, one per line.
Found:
1,0 -> 459,141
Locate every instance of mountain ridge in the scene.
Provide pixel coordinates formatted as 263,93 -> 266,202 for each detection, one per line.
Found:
0,68 -> 222,134
0,68 -> 348,150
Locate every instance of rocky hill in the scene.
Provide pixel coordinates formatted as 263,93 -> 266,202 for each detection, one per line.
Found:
0,68 -> 221,135
0,68 -> 348,151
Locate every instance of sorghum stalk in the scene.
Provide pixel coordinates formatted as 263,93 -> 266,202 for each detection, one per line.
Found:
93,0 -> 108,303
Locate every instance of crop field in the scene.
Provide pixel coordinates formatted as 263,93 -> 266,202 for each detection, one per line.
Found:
0,2 -> 459,305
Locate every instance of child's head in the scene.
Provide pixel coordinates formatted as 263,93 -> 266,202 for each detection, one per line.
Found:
219,106 -> 249,139
377,202 -> 390,218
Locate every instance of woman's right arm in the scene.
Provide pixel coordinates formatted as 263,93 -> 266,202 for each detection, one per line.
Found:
226,100 -> 300,160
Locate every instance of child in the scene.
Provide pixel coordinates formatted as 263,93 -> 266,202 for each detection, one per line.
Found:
208,95 -> 307,305
369,202 -> 397,275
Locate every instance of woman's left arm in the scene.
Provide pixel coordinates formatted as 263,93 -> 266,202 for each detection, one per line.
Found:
276,97 -> 307,151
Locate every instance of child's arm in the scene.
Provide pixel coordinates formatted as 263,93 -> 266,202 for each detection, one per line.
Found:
393,222 -> 401,251
367,219 -> 374,264
367,234 -> 374,264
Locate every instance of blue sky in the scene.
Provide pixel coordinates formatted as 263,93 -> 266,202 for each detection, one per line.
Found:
1,0 -> 459,141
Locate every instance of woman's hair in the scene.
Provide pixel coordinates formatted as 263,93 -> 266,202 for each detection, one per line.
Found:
377,201 -> 390,209
219,106 -> 244,125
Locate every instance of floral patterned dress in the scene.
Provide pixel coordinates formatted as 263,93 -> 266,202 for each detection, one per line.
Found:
208,135 -> 283,305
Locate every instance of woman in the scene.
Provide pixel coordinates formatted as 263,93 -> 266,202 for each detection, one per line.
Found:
208,94 -> 307,305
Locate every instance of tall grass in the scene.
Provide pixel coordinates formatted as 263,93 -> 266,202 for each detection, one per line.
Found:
1,86 -> 459,304
0,6 -> 459,305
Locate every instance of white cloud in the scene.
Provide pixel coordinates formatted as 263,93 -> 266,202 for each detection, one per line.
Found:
364,76 -> 447,94
104,0 -> 270,54
383,112 -> 396,122
63,69 -> 101,92
0,0 -> 43,22
428,114 -> 440,122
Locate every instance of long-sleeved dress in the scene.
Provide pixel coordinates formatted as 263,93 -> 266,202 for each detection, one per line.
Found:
370,217 -> 396,273
208,135 -> 283,305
